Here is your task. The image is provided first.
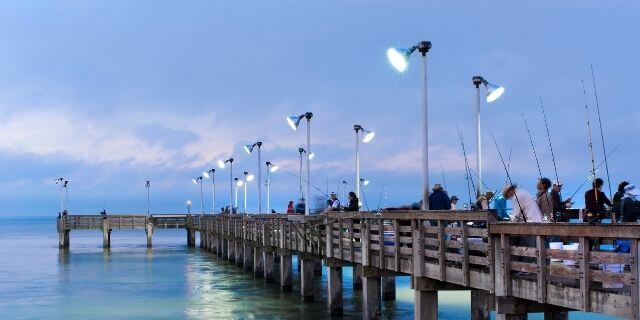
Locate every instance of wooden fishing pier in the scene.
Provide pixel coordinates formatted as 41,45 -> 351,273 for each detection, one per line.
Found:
58,211 -> 640,320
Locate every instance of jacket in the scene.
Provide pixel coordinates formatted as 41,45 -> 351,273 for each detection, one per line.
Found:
429,190 -> 451,210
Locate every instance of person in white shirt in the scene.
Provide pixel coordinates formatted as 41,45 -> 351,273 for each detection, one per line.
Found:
505,185 -> 543,223
450,196 -> 459,210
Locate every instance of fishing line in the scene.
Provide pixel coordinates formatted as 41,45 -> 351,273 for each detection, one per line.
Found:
590,65 -> 613,199
539,97 -> 560,185
522,113 -> 543,179
490,131 -> 526,222
582,80 -> 599,204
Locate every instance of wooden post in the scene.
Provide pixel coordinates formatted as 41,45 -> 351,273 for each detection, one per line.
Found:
280,254 -> 292,291
382,276 -> 396,301
235,240 -> 243,265
413,219 -> 425,277
300,258 -> 315,302
145,220 -> 154,248
543,311 -> 568,320
579,236 -> 590,312
495,315 -> 527,320
362,276 -> 381,319
471,290 -> 492,320
536,235 -> 547,304
413,277 -> 438,320
263,251 -> 275,282
353,264 -> 362,290
254,246 -> 264,277
102,217 -> 110,248
227,238 -> 235,261
327,266 -> 343,316
57,217 -> 68,248
221,236 -> 227,259
244,242 -> 254,272
632,239 -> 639,320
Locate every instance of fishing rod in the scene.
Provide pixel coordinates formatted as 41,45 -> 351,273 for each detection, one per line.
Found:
582,80 -> 598,204
284,172 -> 330,199
457,126 -> 476,208
441,164 -> 448,192
505,147 -> 513,186
376,180 -> 388,212
468,167 -> 492,192
539,97 -> 560,185
490,131 -> 526,221
568,143 -> 620,199
522,113 -> 543,179
591,65 -> 613,199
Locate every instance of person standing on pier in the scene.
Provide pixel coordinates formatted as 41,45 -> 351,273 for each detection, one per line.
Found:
620,184 -> 640,223
428,184 -> 451,210
551,180 -> 571,222
612,181 -> 629,221
506,185 -> 543,223
584,178 -> 611,222
475,190 -> 494,210
492,186 -> 511,221
536,178 -> 554,222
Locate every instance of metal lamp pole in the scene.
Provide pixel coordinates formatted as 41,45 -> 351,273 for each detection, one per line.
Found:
234,178 -> 239,209
243,171 -> 249,214
305,113 -> 312,215
145,180 -> 150,215
298,148 -> 304,199
207,169 -> 216,213
473,76 -> 484,197
355,126 -> 361,204
419,42 -> 430,210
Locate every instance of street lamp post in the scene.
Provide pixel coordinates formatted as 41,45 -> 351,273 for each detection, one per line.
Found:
244,141 -> 263,213
235,178 -> 241,210
203,169 -> 216,213
218,158 -> 234,213
472,76 -> 505,196
55,178 -> 64,214
145,180 -> 151,215
192,176 -> 204,214
354,125 -> 375,209
387,41 -> 431,210
63,180 -> 69,213
266,162 -> 279,213
186,200 -> 192,214
287,112 -> 313,215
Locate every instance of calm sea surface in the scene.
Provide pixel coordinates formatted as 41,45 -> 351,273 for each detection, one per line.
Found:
0,217 -> 618,319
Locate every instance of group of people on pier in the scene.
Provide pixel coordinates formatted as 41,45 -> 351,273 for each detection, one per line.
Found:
281,176 -> 640,224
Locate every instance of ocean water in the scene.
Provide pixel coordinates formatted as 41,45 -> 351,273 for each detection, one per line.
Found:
0,217 -> 619,319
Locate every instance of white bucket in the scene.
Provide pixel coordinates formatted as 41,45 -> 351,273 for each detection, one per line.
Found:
563,243 -> 579,266
549,242 -> 563,262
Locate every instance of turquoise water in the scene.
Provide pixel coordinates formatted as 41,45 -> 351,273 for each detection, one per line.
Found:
0,217 -> 618,319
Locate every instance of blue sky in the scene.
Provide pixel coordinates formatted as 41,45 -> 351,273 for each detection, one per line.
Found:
0,1 -> 638,215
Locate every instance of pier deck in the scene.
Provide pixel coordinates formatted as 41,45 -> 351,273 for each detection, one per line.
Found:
58,211 -> 640,319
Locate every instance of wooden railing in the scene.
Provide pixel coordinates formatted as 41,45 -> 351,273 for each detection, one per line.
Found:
490,222 -> 640,319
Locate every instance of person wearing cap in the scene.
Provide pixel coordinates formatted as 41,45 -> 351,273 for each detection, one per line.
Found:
327,192 -> 341,212
551,180 -> 572,222
428,183 -> 451,210
620,184 -> 640,222
450,196 -> 459,210
536,178 -> 554,222
476,190 -> 494,210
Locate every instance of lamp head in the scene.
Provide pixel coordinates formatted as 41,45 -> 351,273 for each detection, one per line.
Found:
270,165 -> 279,173
192,178 -> 198,184
360,178 -> 370,186
186,200 -> 192,205
298,147 -> 305,154
386,47 -> 412,73
246,174 -> 255,182
217,159 -> 226,169
208,168 -> 215,174
146,181 -> 150,187
202,171 -> 210,179
287,115 -> 304,130
362,129 -> 375,143
243,144 -> 255,154
485,82 -> 505,103
236,179 -> 243,187
472,76 -> 484,87
308,152 -> 315,160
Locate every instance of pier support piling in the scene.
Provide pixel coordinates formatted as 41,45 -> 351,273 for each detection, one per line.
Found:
263,251 -> 275,283
327,266 -> 343,316
280,254 -> 292,291
145,222 -> 154,248
187,229 -> 195,247
58,230 -> 70,248
413,277 -> 439,320
471,290 -> 493,320
543,312 -> 568,320
221,237 -> 227,258
254,247 -> 264,277
362,276 -> 381,319
235,241 -> 244,265
227,239 -> 235,261
382,276 -> 396,301
300,258 -> 315,302
353,264 -> 362,290
244,243 -> 254,271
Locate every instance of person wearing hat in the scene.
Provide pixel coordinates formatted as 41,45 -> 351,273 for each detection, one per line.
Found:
551,180 -> 572,222
328,192 -> 341,212
450,196 -> 459,210
428,183 -> 451,210
476,190 -> 495,210
620,184 -> 640,222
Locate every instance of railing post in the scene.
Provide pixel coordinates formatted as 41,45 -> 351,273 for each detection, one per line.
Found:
579,236 -> 590,312
102,217 -> 110,248
536,235 -> 547,304
632,239 -> 639,320
412,219 -> 425,277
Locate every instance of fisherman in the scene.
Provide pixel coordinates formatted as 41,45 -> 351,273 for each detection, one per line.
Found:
450,196 -> 459,210
620,184 -> 640,223
286,200 -> 295,214
550,180 -> 572,222
475,190 -> 494,210
612,181 -> 630,222
492,186 -> 512,221
327,192 -> 341,212
505,184 -> 543,223
584,178 -> 611,222
428,184 -> 451,210
536,178 -> 554,222
345,191 -> 359,211
294,198 -> 306,214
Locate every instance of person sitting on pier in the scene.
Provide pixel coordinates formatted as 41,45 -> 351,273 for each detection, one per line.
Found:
505,184 -> 543,223
620,184 -> 640,223
345,191 -> 359,211
286,200 -> 295,214
475,190 -> 494,210
328,192 -> 341,211
428,184 -> 451,210
612,181 -> 629,221
584,178 -> 612,222
450,196 -> 459,210
536,178 -> 554,222
551,180 -> 572,222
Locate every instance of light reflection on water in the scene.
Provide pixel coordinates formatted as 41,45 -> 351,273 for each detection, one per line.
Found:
0,217 -> 620,319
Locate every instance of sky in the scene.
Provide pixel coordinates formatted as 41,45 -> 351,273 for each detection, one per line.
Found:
0,0 -> 638,216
